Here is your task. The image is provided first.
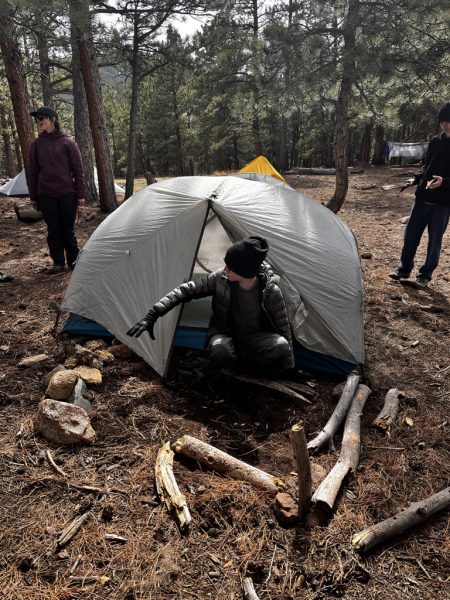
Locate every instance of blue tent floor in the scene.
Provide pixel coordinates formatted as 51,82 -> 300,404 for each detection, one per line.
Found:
62,313 -> 359,377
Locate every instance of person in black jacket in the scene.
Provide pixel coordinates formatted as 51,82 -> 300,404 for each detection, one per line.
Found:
389,101 -> 450,288
127,236 -> 296,373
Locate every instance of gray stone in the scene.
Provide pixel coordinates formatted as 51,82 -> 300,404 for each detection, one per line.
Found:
34,399 -> 96,445
69,378 -> 92,413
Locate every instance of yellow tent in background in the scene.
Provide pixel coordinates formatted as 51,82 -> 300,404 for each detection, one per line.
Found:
239,155 -> 287,183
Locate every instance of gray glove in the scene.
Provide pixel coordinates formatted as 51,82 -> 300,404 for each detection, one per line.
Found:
127,308 -> 159,340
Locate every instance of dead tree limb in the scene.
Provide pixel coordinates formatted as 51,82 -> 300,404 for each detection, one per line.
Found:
221,370 -> 311,404
372,388 -> 402,432
45,450 -> 68,478
243,577 -> 260,600
307,373 -> 360,454
352,486 -> 450,553
155,441 -> 191,531
291,422 -> 311,521
57,512 -> 90,548
172,435 -> 285,494
311,384 -> 371,513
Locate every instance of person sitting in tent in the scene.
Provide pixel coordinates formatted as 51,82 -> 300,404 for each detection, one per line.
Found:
127,236 -> 296,373
389,101 -> 450,288
28,106 -> 85,274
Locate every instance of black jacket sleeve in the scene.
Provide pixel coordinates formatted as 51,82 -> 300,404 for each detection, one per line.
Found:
152,271 -> 219,317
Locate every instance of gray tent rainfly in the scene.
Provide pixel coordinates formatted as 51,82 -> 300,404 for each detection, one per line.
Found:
62,175 -> 364,376
0,168 -> 125,197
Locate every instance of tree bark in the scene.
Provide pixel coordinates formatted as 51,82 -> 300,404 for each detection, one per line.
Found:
307,373 -> 360,455
352,486 -> 450,553
155,442 -> 191,531
70,0 -> 117,213
326,0 -> 360,213
70,12 -> 98,206
125,11 -> 140,200
11,118 -> 22,171
371,124 -> 385,165
36,28 -> 53,107
172,435 -> 285,494
311,384 -> 371,514
359,120 -> 372,164
0,99 -> 16,177
0,2 -> 35,177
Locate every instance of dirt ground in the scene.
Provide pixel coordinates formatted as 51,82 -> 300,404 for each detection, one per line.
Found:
0,166 -> 449,600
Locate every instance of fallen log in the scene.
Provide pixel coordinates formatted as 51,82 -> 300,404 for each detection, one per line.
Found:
307,373 -> 360,454
222,370 -> 310,403
352,486 -> 450,553
291,422 -> 311,521
372,388 -> 402,432
172,435 -> 285,494
311,384 -> 371,513
155,441 -> 191,531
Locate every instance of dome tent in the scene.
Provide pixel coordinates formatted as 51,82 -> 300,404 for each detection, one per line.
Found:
0,168 -> 125,197
62,160 -> 364,377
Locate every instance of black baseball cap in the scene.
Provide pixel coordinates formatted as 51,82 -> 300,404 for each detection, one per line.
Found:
30,106 -> 58,118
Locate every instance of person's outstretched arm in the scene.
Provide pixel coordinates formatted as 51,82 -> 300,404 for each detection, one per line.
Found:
127,270 -> 220,340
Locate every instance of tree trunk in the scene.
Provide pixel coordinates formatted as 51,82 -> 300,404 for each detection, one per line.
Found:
125,13 -> 140,200
232,132 -> 240,169
36,29 -> 53,107
70,0 -> 117,213
0,100 -> 16,177
278,115 -> 289,172
70,15 -> 98,206
326,0 -> 359,213
371,124 -> 385,165
0,3 -> 35,177
359,121 -> 372,164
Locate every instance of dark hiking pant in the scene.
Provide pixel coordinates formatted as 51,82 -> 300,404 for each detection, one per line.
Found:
208,332 -> 294,371
38,195 -> 79,268
399,201 -> 450,280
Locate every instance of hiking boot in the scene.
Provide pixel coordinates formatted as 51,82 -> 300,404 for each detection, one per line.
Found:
389,269 -> 410,281
415,275 -> 429,289
45,264 -> 65,274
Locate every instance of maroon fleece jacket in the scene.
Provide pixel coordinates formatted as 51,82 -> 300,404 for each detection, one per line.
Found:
28,131 -> 85,202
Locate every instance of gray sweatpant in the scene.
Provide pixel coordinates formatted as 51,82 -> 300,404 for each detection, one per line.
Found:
208,332 -> 294,371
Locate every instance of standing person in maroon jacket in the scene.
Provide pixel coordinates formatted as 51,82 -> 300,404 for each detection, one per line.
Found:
28,106 -> 85,274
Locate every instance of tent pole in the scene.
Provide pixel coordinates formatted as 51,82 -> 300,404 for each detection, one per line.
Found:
162,198 -> 214,378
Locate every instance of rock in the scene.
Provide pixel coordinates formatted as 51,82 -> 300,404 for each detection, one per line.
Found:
34,399 -> 95,445
46,370 -> 79,400
106,343 -> 137,360
85,339 -> 108,352
360,251 -> 373,259
74,366 -> 102,386
14,204 -> 43,223
69,378 -> 92,413
94,349 -> 114,364
64,357 -> 79,369
399,216 -> 410,224
18,354 -> 50,368
274,492 -> 298,526
44,365 -> 66,388
74,344 -> 96,365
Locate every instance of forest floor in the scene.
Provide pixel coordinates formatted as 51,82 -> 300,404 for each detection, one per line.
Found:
0,166 -> 449,600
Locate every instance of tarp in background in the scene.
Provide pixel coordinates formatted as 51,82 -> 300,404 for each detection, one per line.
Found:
387,142 -> 428,160
62,173 -> 364,377
0,168 -> 125,197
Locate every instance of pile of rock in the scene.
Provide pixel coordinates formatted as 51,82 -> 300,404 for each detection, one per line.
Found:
33,339 -> 121,445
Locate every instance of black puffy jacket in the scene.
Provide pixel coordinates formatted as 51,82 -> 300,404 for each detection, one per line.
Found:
152,264 -> 293,352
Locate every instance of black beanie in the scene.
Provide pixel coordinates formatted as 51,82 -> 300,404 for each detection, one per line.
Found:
437,102 -> 450,122
224,236 -> 269,278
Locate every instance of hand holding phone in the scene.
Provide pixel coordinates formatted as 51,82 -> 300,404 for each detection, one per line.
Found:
426,175 -> 442,190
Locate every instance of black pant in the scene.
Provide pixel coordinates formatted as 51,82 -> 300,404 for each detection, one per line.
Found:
38,195 -> 79,268
399,200 -> 450,279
